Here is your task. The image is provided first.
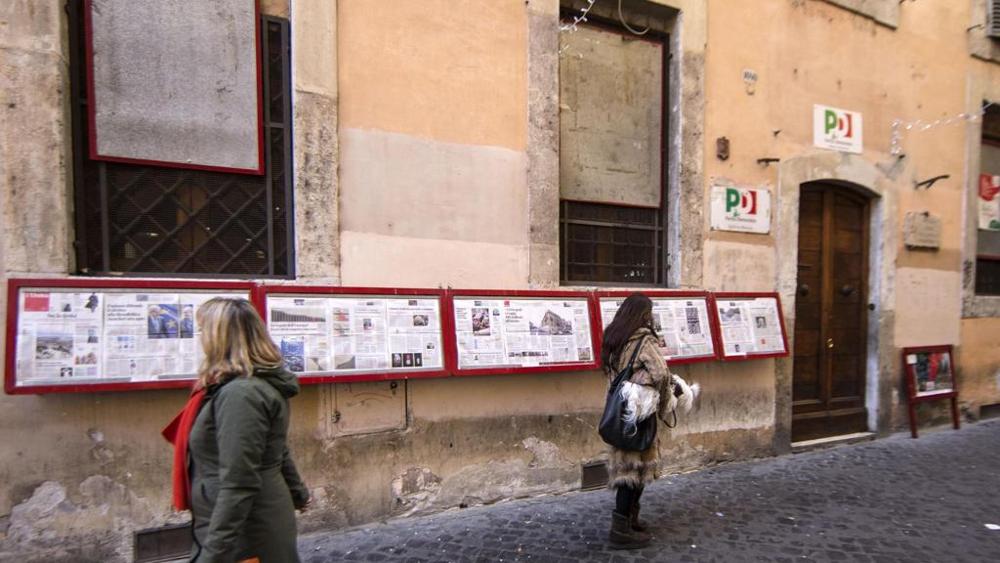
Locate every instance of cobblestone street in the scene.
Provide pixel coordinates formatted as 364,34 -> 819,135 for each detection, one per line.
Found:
300,420 -> 1000,562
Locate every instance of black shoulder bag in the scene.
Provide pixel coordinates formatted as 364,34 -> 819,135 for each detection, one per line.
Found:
598,338 -> 658,451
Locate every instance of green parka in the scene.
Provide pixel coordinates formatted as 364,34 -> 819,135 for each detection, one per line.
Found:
188,367 -> 309,563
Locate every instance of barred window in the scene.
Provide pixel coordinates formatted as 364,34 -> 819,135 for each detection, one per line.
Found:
558,8 -> 668,286
68,0 -> 294,277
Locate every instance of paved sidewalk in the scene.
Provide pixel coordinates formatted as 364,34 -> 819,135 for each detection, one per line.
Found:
299,420 -> 1000,562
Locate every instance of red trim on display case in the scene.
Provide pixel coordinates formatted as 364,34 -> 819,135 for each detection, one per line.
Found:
258,285 -> 450,384
592,290 -> 721,366
83,0 -> 266,175
712,292 -> 790,361
5,278 -> 256,395
447,289 -> 602,377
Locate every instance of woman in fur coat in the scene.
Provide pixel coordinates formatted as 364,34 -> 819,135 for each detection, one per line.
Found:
601,293 -> 678,549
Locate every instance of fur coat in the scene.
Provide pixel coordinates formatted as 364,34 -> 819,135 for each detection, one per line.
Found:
606,328 -> 676,490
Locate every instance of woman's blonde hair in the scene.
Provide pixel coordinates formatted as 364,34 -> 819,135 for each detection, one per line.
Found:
196,297 -> 283,388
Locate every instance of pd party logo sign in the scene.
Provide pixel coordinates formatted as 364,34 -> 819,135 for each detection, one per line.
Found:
813,104 -> 863,154
710,185 -> 771,234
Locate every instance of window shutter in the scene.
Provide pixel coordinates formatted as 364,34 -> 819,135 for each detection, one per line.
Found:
990,0 -> 1000,38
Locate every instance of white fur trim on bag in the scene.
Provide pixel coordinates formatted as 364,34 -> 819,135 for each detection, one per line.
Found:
619,381 -> 660,427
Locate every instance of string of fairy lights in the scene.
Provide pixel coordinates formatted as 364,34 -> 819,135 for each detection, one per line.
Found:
559,0 -> 649,56
890,103 -> 995,155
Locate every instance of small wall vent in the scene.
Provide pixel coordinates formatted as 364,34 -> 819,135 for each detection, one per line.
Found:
581,460 -> 609,490
134,522 -> 192,563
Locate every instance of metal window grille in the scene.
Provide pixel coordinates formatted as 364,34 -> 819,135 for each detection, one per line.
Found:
990,0 -> 1000,38
68,0 -> 294,277
560,200 -> 664,285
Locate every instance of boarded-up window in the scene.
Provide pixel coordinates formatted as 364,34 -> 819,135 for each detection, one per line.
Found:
86,0 -> 262,173
69,0 -> 294,277
559,21 -> 667,285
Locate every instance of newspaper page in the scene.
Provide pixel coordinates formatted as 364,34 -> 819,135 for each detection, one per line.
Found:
103,293 -> 183,379
387,298 -> 443,369
746,298 -> 785,353
716,300 -> 754,356
454,299 -> 507,368
600,297 -> 714,360
16,291 -> 105,382
268,297 -> 332,373
455,297 -> 593,369
176,292 -> 248,376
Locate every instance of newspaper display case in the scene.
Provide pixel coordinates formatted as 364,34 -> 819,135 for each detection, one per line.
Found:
259,286 -> 450,384
595,290 -> 720,365
5,279 -> 254,394
447,289 -> 601,376
711,292 -> 790,361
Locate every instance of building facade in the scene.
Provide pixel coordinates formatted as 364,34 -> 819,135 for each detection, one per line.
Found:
1,0 -> 999,560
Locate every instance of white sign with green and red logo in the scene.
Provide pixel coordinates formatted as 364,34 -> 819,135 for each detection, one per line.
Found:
710,185 -> 771,234
813,104 -> 863,154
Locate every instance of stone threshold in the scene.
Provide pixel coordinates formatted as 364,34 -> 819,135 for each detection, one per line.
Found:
790,431 -> 876,453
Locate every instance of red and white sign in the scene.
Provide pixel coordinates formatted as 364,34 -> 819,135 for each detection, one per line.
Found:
813,104 -> 863,154
710,186 -> 772,234
979,174 -> 1000,231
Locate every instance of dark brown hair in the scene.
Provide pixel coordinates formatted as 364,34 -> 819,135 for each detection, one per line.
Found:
601,292 -> 656,369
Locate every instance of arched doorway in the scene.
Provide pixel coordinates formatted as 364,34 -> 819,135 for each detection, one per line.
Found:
791,182 -> 873,441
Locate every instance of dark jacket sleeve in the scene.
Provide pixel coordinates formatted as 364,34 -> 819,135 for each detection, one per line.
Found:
200,381 -> 272,562
281,446 -> 310,509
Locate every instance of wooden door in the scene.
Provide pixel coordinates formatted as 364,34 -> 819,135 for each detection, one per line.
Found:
792,184 -> 870,442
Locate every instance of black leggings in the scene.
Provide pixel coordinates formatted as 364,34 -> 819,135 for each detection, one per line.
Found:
615,484 -> 644,515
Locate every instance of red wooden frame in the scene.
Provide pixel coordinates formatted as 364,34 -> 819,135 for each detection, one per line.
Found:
901,345 -> 960,439
711,292 -> 791,361
593,290 -> 721,366
83,0 -> 265,175
5,278 -> 256,395
447,289 -> 602,377
258,285 -> 451,384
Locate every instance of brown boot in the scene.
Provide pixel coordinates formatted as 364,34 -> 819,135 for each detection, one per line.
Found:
609,511 -> 651,550
631,500 -> 649,532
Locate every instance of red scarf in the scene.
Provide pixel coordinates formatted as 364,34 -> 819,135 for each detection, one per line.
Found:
161,388 -> 207,511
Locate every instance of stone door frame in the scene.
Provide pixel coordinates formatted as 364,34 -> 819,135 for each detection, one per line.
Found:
773,152 -> 900,449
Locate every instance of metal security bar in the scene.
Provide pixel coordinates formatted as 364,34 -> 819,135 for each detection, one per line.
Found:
560,200 -> 664,286
68,1 -> 294,278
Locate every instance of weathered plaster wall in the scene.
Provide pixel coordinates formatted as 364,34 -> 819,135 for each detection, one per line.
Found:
957,318 -> 1000,414
338,0 -> 530,289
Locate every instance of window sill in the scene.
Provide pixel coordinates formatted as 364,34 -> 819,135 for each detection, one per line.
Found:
963,294 -> 1000,318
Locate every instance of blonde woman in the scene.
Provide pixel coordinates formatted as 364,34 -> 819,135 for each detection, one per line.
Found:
165,298 -> 309,563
